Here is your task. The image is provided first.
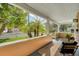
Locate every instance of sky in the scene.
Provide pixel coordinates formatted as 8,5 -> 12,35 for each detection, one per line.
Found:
29,13 -> 47,24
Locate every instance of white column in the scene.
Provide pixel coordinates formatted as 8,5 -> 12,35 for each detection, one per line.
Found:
57,24 -> 60,32
46,20 -> 50,34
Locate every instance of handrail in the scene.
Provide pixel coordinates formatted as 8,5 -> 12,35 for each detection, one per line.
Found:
0,35 -> 52,56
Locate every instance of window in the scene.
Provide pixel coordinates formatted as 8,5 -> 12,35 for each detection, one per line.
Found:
59,24 -> 72,33
28,13 -> 48,37
0,3 -> 49,44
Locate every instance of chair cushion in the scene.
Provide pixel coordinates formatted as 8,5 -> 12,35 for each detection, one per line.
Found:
60,41 -> 78,54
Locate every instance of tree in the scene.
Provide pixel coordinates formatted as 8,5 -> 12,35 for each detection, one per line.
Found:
30,19 -> 47,37
0,3 -> 28,34
0,3 -> 12,34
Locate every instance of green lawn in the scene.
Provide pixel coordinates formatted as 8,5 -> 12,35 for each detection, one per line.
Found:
0,36 -> 27,43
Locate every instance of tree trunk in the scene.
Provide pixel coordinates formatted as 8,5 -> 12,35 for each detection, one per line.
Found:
28,31 -> 32,38
34,29 -> 37,37
36,24 -> 39,36
0,23 -> 6,35
7,29 -> 12,33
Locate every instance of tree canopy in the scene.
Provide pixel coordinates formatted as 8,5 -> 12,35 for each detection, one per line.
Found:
0,3 -> 28,34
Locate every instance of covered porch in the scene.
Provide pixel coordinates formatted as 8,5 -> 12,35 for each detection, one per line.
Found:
0,3 -> 79,56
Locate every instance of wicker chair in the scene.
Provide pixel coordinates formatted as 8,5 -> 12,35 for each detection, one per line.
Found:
60,41 -> 78,56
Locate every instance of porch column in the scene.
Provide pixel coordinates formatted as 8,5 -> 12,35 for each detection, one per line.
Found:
46,19 -> 50,34
57,24 -> 60,32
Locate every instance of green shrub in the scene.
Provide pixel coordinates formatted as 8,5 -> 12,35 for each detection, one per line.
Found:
0,36 -> 27,43
0,38 -> 9,43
